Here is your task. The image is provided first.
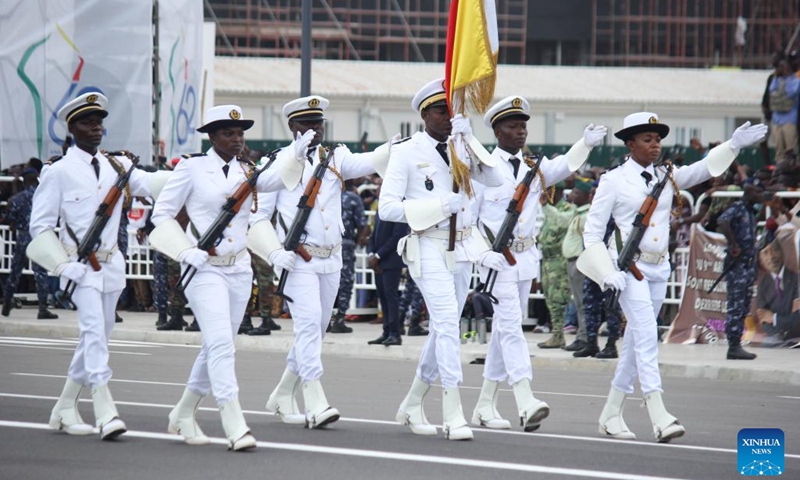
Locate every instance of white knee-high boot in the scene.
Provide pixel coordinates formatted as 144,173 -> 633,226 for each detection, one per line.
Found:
49,378 -> 93,435
219,399 -> 256,451
643,391 -> 685,443
598,387 -> 636,440
471,379 -> 511,429
442,387 -> 473,441
512,379 -> 550,432
395,376 -> 437,436
91,384 -> 127,440
265,368 -> 305,425
168,388 -> 210,445
302,379 -> 340,429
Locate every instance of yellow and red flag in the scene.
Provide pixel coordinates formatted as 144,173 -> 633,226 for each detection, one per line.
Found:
444,0 -> 499,114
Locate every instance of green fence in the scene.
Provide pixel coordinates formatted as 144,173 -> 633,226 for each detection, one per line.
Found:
202,139 -> 772,170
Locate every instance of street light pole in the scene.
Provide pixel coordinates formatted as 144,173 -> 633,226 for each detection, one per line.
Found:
301,0 -> 312,96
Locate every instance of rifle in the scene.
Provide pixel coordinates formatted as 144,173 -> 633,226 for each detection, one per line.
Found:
476,154 -> 544,304
706,214 -> 766,294
60,152 -> 136,300
276,147 -> 335,302
175,149 -> 280,291
605,161 -> 674,311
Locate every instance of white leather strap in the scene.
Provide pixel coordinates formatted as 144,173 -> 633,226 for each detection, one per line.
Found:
63,245 -> 118,263
302,243 -> 342,259
636,249 -> 668,265
418,227 -> 472,242
510,237 -> 536,253
207,249 -> 248,266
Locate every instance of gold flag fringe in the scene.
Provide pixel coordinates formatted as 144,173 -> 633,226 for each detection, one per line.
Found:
448,141 -> 473,198
451,72 -> 497,115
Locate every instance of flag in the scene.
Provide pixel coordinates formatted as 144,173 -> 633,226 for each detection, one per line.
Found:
444,0 -> 499,114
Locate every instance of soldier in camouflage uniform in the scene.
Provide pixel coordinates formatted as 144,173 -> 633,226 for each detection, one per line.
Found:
536,184 -> 576,348
1,168 -> 58,319
154,207 -> 191,331
718,181 -> 763,360
399,275 -> 428,335
329,180 -> 369,334
245,254 -> 282,335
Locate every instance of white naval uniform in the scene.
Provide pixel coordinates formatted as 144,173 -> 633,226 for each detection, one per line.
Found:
583,158 -> 711,395
255,143 -> 379,382
29,146 -> 155,388
151,148 -> 262,406
379,131 -> 503,388
473,147 -> 572,385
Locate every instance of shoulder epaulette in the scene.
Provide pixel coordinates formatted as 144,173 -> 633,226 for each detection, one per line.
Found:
181,152 -> 204,159
601,163 -> 623,175
44,155 -> 63,165
392,137 -> 412,145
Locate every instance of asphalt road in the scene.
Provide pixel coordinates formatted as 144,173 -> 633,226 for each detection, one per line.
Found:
0,335 -> 797,480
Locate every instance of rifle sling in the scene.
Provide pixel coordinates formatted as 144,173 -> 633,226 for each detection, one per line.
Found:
482,225 -> 496,245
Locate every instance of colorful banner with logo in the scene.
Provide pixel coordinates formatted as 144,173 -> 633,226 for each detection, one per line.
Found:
667,223 -> 800,345
0,0 -> 152,167
157,0 -> 204,162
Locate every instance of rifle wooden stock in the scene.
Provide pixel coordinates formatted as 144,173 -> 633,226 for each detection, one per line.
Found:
87,253 -> 101,272
513,184 -> 529,213
295,244 -> 312,262
502,248 -> 517,266
630,263 -> 643,281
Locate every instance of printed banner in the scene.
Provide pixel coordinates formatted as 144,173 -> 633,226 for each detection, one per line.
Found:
0,0 -> 152,167
668,223 -> 800,345
157,0 -> 204,162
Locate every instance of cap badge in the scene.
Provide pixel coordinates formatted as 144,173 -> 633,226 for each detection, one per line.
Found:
511,98 -> 523,108
308,98 -> 320,108
229,109 -> 241,120
648,116 -> 658,124
86,94 -> 98,104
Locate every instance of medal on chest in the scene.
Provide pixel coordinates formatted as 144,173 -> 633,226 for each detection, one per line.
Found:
425,175 -> 434,191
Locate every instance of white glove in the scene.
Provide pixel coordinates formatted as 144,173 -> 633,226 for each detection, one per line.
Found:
602,271 -> 627,292
583,123 -> 608,148
729,121 -> 768,150
55,261 -> 88,285
293,130 -> 317,161
450,113 -> 472,143
177,248 -> 209,269
268,249 -> 297,271
479,251 -> 506,271
442,192 -> 462,215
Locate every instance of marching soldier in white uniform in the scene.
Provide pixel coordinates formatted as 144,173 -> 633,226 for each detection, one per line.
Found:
379,79 -> 504,441
148,105 -> 265,451
247,96 -> 394,429
578,112 -> 766,443
28,92 -> 168,440
470,96 -> 607,432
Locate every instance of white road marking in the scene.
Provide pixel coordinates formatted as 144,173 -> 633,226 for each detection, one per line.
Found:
2,391 -> 798,459
457,384 -> 611,399
778,396 -> 800,400
10,373 -> 186,387
0,419 -> 696,480
0,336 -> 192,349
0,344 -> 149,355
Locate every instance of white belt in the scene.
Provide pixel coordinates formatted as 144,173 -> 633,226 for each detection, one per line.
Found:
637,249 -> 668,265
207,249 -> 248,266
418,227 -> 472,242
510,237 -> 536,253
64,245 -> 118,263
302,243 -> 342,259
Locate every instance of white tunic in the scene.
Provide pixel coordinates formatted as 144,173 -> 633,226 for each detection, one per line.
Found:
473,147 -> 571,282
254,143 -> 377,274
29,146 -> 153,292
150,148 -> 257,275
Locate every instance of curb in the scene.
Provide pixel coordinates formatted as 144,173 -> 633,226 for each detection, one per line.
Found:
2,320 -> 797,386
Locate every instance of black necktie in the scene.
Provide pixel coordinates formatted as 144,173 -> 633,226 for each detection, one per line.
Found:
91,157 -> 100,179
435,142 -> 450,166
509,157 -> 521,178
641,171 -> 652,185
307,147 -> 315,165
222,163 -> 230,178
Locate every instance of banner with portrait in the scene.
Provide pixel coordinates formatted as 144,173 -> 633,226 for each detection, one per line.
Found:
668,223 -> 800,346
0,0 -> 152,167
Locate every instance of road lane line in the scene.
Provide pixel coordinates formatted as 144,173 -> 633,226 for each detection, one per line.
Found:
10,373 -> 186,387
0,344 -> 149,355
2,392 -> 798,459
778,396 -> 800,400
0,419 -> 695,480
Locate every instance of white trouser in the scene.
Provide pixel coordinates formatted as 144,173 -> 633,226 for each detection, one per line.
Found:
68,286 -> 123,388
284,270 -> 339,382
612,262 -> 669,395
411,240 -> 472,388
184,269 -> 252,406
482,279 -> 533,385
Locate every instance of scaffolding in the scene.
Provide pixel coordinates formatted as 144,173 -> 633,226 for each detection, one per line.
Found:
590,0 -> 800,68
204,0 -> 528,64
